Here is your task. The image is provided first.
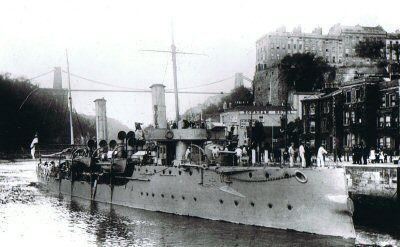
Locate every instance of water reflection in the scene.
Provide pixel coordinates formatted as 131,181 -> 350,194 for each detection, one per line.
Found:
1,161 -> 398,246
54,196 -> 353,247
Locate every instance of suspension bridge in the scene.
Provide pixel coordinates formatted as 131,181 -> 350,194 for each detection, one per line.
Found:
28,68 -> 252,95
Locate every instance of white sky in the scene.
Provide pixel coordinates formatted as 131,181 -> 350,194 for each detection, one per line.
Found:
1,0 -> 399,128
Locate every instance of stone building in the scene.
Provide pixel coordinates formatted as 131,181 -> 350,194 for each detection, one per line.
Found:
256,24 -> 387,70
254,24 -> 388,107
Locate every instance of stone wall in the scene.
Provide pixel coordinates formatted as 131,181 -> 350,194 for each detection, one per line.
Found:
253,66 -> 286,106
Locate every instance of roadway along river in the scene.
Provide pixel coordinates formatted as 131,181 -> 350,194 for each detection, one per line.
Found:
0,161 -> 399,246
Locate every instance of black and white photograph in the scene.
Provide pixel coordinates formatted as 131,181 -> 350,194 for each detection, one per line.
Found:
0,0 -> 399,246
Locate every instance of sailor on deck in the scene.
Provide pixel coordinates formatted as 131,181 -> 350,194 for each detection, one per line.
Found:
30,134 -> 38,159
185,147 -> 191,160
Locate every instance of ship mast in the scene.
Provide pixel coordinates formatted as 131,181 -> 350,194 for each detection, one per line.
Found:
171,24 -> 180,123
140,22 -> 206,126
66,50 -> 74,145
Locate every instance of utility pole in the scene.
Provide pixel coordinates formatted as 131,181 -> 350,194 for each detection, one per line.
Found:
66,50 -> 74,145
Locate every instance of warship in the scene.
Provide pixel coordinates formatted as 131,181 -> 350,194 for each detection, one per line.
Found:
37,82 -> 355,240
36,37 -> 355,241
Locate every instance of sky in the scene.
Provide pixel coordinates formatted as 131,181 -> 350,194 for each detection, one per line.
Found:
1,0 -> 399,129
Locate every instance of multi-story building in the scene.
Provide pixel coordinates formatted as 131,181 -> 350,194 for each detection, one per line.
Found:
256,24 -> 387,71
377,79 -> 399,153
301,77 -> 399,156
254,24 -> 388,107
386,31 -> 400,63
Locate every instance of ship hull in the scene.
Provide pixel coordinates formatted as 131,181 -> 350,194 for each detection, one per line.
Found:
37,165 -> 355,240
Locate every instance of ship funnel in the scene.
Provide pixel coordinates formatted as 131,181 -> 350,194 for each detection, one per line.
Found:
150,84 -> 167,129
94,98 -> 108,147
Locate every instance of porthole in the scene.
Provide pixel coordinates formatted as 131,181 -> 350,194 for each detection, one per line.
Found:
250,202 -> 255,207
182,196 -> 185,200
146,192 -> 149,196
288,204 -> 293,210
169,170 -> 172,175
268,203 -> 273,208
140,192 -> 143,196
171,195 -> 175,199
193,197 -> 197,201
249,172 -> 253,178
219,199 -> 224,204
284,173 -> 290,179
152,193 -> 155,197
179,171 -> 182,175
234,200 -> 239,206
161,194 -> 164,198
189,171 -> 193,176
145,169 -> 148,173
265,172 -> 270,179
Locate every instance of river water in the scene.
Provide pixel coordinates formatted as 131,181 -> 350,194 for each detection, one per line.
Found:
0,161 -> 399,247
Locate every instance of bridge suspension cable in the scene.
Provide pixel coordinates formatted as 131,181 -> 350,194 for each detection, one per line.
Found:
29,69 -> 55,81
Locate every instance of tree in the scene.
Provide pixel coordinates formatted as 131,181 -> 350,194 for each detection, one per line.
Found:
355,39 -> 385,60
202,86 -> 253,115
279,53 -> 334,92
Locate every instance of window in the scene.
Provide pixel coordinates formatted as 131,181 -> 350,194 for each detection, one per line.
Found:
379,116 -> 384,127
287,44 -> 291,49
344,112 -> 350,125
391,94 -> 396,107
294,44 -> 296,49
351,111 -> 355,123
346,91 -> 351,103
323,103 -> 329,113
309,104 -> 315,115
385,116 -> 391,127
310,121 -> 316,133
386,137 -> 391,148
379,137 -> 384,148
355,89 -> 361,101
299,44 -> 302,50
385,94 -> 390,107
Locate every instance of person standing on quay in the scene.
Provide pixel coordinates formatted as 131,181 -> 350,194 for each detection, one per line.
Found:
317,144 -> 328,168
288,143 -> 295,167
299,142 -> 306,168
30,133 -> 39,159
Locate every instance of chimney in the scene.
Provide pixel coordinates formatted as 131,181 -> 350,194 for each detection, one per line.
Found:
94,98 -> 108,146
150,84 -> 167,128
53,67 -> 62,89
